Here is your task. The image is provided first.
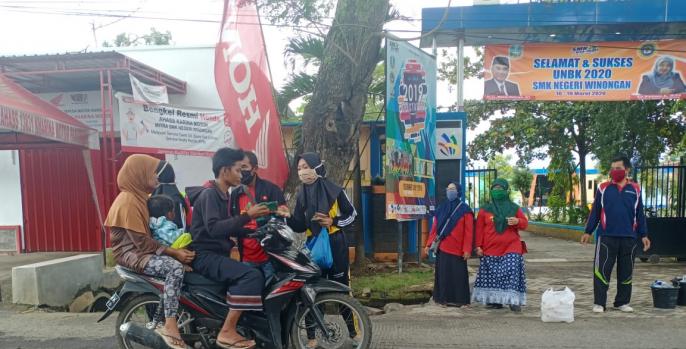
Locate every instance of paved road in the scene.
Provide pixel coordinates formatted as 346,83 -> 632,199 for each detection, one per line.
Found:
2,306 -> 686,349
1,232 -> 685,349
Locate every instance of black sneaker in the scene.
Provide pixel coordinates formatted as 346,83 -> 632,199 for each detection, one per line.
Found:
509,305 -> 522,312
486,303 -> 503,309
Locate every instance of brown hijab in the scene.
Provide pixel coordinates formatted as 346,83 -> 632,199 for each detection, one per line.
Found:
105,154 -> 161,234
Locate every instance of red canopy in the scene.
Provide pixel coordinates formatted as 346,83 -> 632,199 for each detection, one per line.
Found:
0,74 -> 98,149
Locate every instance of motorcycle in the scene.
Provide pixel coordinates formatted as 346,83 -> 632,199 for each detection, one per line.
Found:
98,219 -> 372,349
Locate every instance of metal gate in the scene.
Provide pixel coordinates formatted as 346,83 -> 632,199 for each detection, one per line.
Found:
634,164 -> 686,218
19,147 -> 102,252
634,164 -> 686,260
465,168 -> 498,209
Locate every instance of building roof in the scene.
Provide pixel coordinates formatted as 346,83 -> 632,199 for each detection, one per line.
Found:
0,74 -> 98,149
0,51 -> 186,94
420,0 -> 686,47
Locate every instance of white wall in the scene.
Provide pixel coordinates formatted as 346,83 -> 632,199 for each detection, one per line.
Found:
118,46 -> 221,189
117,46 -> 222,110
0,150 -> 24,231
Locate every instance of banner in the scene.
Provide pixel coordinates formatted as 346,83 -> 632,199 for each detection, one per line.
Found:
435,120 -> 463,160
385,38 -> 437,220
215,0 -> 289,187
117,93 -> 232,156
0,105 -> 99,149
484,40 -> 686,101
130,74 -> 169,105
38,90 -> 117,132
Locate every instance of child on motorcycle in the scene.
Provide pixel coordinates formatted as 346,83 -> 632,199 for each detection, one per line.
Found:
148,195 -> 193,248
105,156 -> 195,349
148,195 -> 194,271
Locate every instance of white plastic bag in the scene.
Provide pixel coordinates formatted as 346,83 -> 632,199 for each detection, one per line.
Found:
541,287 -> 575,323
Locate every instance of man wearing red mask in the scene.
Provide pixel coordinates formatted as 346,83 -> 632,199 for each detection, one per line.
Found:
582,155 -> 650,314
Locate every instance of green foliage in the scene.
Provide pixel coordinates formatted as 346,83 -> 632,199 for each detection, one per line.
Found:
284,36 -> 325,70
437,47 -> 484,83
256,0 -> 334,26
590,101 -> 684,168
102,27 -> 171,47
487,154 -> 514,181
275,12 -> 386,120
351,268 -> 434,304
511,166 -> 533,199
567,205 -> 590,226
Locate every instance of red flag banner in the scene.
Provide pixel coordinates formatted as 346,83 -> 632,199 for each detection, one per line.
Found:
215,0 -> 288,187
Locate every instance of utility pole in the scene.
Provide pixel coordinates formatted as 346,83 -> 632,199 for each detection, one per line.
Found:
91,22 -> 98,48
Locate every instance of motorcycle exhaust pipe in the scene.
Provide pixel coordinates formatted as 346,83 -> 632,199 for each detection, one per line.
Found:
119,322 -> 172,349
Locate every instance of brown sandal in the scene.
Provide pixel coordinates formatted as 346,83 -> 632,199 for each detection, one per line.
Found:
154,327 -> 188,349
215,338 -> 256,349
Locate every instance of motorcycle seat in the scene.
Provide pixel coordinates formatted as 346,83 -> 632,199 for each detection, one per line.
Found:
183,272 -> 227,298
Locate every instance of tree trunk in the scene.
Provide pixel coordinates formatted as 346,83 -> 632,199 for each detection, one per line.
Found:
578,150 -> 588,208
284,0 -> 390,198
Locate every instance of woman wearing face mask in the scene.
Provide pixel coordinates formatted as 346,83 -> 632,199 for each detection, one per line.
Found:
424,182 -> 474,307
286,152 -> 359,348
152,161 -> 190,231
106,155 -> 195,349
472,178 -> 528,312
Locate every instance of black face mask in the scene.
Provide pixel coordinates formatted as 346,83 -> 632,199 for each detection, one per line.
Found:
241,170 -> 255,185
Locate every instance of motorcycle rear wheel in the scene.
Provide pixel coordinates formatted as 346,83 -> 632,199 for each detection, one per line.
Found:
115,294 -> 192,349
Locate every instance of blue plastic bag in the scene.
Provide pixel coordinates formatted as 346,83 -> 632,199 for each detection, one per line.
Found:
306,228 -> 333,270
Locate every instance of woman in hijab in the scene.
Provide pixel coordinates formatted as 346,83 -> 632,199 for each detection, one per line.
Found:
285,152 -> 359,348
424,181 -> 474,307
105,154 -> 195,349
472,178 -> 528,312
152,161 -> 190,230
638,56 -> 686,95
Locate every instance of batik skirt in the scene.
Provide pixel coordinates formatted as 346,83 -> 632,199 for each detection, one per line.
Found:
472,253 -> 527,306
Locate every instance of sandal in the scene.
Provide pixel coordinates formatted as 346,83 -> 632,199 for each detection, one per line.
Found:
154,327 -> 189,349
216,338 -> 256,349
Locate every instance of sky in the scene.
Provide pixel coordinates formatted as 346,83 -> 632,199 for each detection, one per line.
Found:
0,0 -> 555,169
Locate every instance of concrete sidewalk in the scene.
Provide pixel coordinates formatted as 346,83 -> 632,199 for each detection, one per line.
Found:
449,231 -> 686,319
368,230 -> 686,348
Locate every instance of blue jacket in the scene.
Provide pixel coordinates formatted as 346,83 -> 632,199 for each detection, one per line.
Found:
585,181 -> 647,238
150,216 -> 184,246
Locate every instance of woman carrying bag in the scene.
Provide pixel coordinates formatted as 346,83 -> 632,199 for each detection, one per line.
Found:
424,181 -> 474,307
285,152 -> 359,348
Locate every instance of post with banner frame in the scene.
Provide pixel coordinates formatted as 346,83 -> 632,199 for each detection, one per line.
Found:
385,36 -> 437,273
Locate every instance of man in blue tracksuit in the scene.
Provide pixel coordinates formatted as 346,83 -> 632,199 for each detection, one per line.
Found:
581,155 -> 651,313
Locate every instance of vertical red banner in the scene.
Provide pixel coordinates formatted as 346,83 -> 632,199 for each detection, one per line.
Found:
215,0 -> 289,187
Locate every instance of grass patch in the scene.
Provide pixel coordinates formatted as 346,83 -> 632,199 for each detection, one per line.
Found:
351,268 -> 434,306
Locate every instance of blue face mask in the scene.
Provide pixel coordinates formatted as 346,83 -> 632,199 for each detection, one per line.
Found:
446,188 -> 459,201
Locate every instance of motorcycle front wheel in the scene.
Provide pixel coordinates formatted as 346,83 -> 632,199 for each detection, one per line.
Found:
291,293 -> 372,349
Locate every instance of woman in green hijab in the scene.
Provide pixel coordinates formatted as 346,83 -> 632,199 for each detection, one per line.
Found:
472,178 -> 529,312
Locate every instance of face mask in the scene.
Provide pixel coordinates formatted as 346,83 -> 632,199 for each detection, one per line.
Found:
240,170 -> 255,185
446,188 -> 459,201
298,168 -> 318,185
491,189 -> 508,201
610,169 -> 627,183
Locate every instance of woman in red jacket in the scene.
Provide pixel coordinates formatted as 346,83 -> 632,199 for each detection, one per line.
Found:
424,182 -> 474,307
472,178 -> 528,312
